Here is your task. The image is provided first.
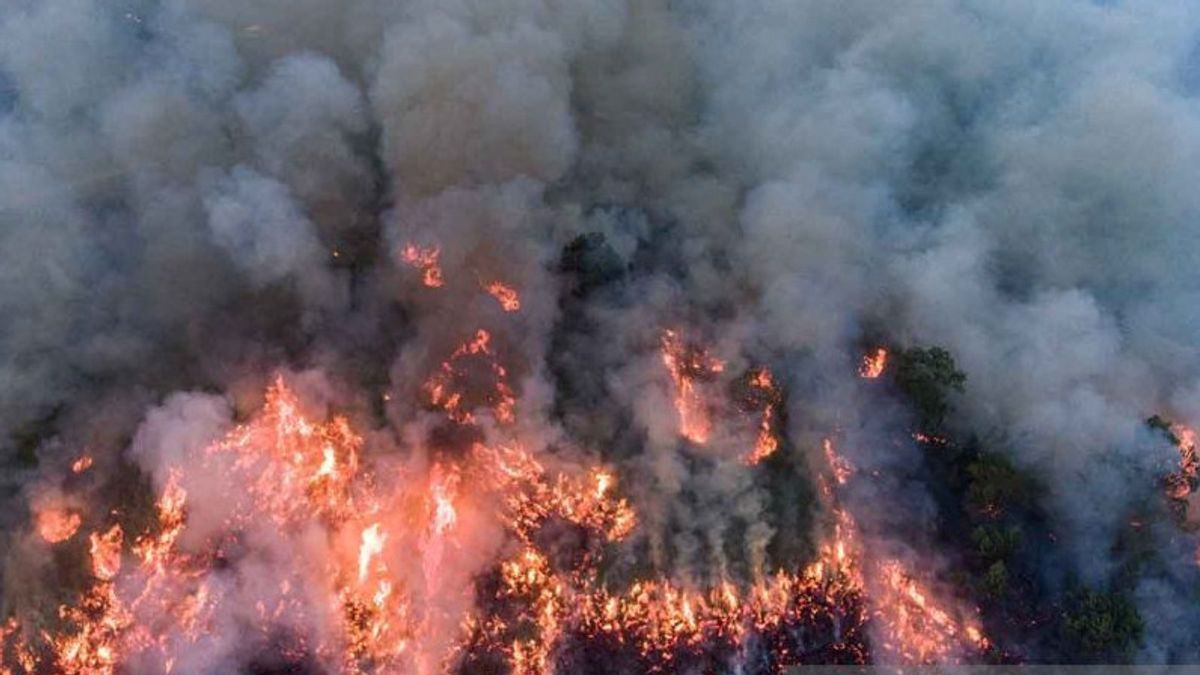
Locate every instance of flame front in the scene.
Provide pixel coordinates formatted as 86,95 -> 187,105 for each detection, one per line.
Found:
4,344 -> 990,673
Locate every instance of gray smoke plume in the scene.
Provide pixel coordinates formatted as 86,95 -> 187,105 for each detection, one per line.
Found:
3,0 -> 1200,667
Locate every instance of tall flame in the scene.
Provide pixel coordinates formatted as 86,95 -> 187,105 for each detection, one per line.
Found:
660,330 -> 724,445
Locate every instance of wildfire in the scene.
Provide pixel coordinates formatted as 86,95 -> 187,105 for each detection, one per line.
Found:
1166,423 -> 1198,501
423,329 -> 516,425
358,523 -> 387,583
71,455 -> 93,474
3,334 -> 992,673
874,560 -> 989,663
89,524 -> 124,582
821,438 -> 988,665
746,403 -> 778,465
36,507 -> 82,544
859,348 -> 888,379
401,243 -> 445,288
484,281 -> 521,312
745,367 -> 782,465
430,475 -> 458,536
660,330 -> 724,445
824,438 -> 854,486
913,432 -> 949,446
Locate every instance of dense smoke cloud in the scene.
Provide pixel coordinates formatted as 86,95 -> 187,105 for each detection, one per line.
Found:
3,0 -> 1200,667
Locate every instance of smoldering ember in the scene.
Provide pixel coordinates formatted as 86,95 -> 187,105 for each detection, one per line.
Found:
2,1 -> 1199,673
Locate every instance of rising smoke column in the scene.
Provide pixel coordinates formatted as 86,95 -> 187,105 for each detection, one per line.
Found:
2,0 -> 1200,668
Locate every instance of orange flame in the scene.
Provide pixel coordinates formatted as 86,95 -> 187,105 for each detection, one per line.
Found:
423,329 -> 516,425
484,281 -> 521,312
660,330 -> 724,445
746,406 -> 779,465
89,524 -> 124,582
874,560 -> 989,663
71,455 -> 94,474
1166,423 -> 1198,501
2,353 -> 993,672
859,348 -> 888,379
36,507 -> 82,544
401,243 -> 445,288
821,438 -> 988,664
358,523 -> 387,584
745,367 -> 782,465
824,438 -> 854,485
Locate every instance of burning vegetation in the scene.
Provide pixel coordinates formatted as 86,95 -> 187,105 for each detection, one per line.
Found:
5,312 -> 1187,672
3,2 -> 1200,672
2,262 -> 1188,672
3,336 -> 1008,674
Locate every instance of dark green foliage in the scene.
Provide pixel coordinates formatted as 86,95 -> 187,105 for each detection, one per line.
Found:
965,453 -> 1031,519
982,560 -> 1009,599
893,346 -> 966,431
1063,589 -> 1144,662
972,524 -> 1022,561
8,408 -> 61,468
559,233 -> 625,295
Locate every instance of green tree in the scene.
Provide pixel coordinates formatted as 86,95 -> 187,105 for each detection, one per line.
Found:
965,453 -> 1032,519
982,560 -> 1009,599
893,346 -> 966,431
559,232 -> 625,295
972,524 -> 1022,561
1063,589 -> 1143,662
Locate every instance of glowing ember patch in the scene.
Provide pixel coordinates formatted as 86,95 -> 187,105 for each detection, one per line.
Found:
71,455 -> 94,473
36,508 -> 82,543
660,330 -> 724,445
859,348 -> 888,379
484,280 -> 521,312
400,243 -> 445,288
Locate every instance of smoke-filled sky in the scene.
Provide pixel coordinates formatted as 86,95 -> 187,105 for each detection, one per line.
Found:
4,0 -> 1200,667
